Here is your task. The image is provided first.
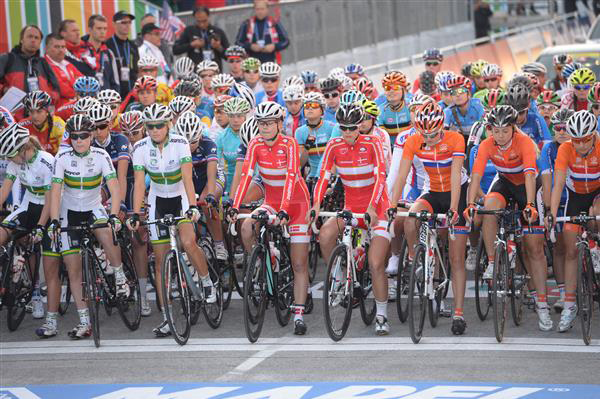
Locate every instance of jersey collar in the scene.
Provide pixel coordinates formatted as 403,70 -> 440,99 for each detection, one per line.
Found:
74,148 -> 91,158
27,149 -> 39,165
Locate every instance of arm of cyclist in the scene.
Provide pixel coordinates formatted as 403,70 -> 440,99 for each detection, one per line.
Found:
278,138 -> 302,224
0,175 -> 14,207
389,158 -> 413,213
231,140 -> 258,220
366,137 -> 387,226
309,139 -> 337,221
228,160 -> 244,201
128,169 -> 146,230
448,155 -> 465,225
548,170 -> 567,228
181,161 -> 200,222
205,160 -> 217,201
116,158 -> 129,208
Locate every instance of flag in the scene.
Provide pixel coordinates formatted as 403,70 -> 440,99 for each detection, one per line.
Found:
160,0 -> 186,43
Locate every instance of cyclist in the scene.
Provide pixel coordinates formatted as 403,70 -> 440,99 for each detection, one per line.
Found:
481,64 -> 503,90
360,100 -> 391,171
169,95 -> 197,126
470,59 -> 489,95
230,82 -> 257,110
465,105 -> 552,331
561,68 -> 596,111
507,83 -> 552,150
310,103 -> 391,335
546,110 -> 600,332
207,95 -> 232,142
444,75 -> 485,145
415,71 -> 439,102
137,55 -> 173,106
536,90 -> 561,128
283,75 -> 305,92
171,56 -> 195,89
436,71 -> 456,110
229,101 -> 312,335
546,54 -> 572,92
173,75 -> 212,122
355,76 -> 377,101
228,117 -> 264,203
319,77 -> 342,123
587,82 -> 600,130
19,91 -> 67,155
344,63 -> 365,81
256,62 -> 285,106
197,60 -> 220,101
377,71 -> 412,146
125,76 -> 158,112
0,124 -> 58,332
127,103 -> 216,337
225,45 -> 247,82
390,101 -> 470,335
97,89 -> 123,132
412,48 -> 443,94
211,73 -> 236,98
48,114 -> 128,339
522,62 -> 548,92
300,70 -> 319,93
55,76 -> 100,122
242,57 -> 263,93
282,84 -> 305,136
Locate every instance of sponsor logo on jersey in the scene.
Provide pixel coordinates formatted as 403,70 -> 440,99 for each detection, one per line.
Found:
71,161 -> 77,167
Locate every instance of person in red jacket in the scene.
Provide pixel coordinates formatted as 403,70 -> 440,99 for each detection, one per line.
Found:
44,33 -> 83,109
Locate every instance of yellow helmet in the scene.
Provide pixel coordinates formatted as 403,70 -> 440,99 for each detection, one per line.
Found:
470,59 -> 489,78
362,100 -> 380,118
569,68 -> 596,86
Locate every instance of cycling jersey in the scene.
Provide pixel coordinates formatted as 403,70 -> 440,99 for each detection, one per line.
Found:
157,82 -> 174,107
519,111 -> 552,149
555,139 -> 600,194
468,145 -> 496,194
196,100 -> 214,120
323,107 -> 337,123
443,98 -> 485,137
191,136 -> 219,193
93,133 -> 131,166
256,89 -> 285,107
54,99 -> 76,122
387,127 -> 425,199
283,110 -> 305,137
538,141 -> 567,203
52,147 -> 117,211
295,120 -> 335,178
216,127 -> 242,196
402,130 -> 468,193
472,130 -> 538,186
329,125 -> 392,168
5,150 -> 54,206
376,100 -> 411,146
19,116 -> 68,155
131,133 -> 192,198
561,91 -> 588,111
207,119 -> 226,142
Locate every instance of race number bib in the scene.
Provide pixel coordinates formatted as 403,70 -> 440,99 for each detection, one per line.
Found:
120,67 -> 130,82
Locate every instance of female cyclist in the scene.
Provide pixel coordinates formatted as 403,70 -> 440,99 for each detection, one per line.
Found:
19,91 -> 67,155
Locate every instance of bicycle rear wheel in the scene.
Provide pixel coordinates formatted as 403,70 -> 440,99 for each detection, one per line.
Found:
577,247 -> 594,345
428,245 -> 448,328
83,249 -> 101,348
117,246 -> 141,331
308,235 -> 319,283
408,245 -> 427,344
474,239 -> 491,321
200,241 -> 223,329
275,245 -> 293,327
492,242 -> 509,343
395,238 -> 410,323
7,249 -> 37,332
323,244 -> 353,341
359,255 -> 376,326
510,247 -> 526,327
161,250 -> 191,346
243,245 -> 268,343
58,261 -> 72,316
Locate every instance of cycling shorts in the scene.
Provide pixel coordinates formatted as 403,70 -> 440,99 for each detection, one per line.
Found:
196,178 -> 226,197
59,207 -> 108,256
486,175 -> 538,210
416,183 -> 468,227
255,204 -> 309,244
565,188 -> 600,218
1,202 -> 54,255
537,187 -> 565,233
147,193 -> 191,245
345,205 -> 391,241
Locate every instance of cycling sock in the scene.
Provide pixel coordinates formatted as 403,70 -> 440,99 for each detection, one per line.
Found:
138,277 -> 147,300
77,308 -> 90,326
558,283 -> 565,300
530,290 -> 537,302
537,293 -> 547,308
46,312 -> 58,329
376,300 -> 387,319
200,274 -> 213,287
294,304 -> 305,322
454,307 -> 464,319
564,292 -> 576,309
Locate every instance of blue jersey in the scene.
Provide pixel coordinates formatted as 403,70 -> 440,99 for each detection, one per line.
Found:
520,111 -> 552,148
216,127 -> 241,197
375,93 -> 387,107
92,132 -> 131,205
538,141 -> 567,204
438,100 -> 451,111
469,145 -> 496,193
256,89 -> 285,107
377,100 -> 411,146
295,120 -> 335,178
191,137 -> 218,193
324,107 -> 337,123
197,97 -> 214,119
443,98 -> 485,137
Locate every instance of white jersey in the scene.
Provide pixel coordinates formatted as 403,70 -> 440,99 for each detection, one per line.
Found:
52,147 -> 116,211
5,150 -> 54,206
132,134 -> 192,198
387,127 -> 426,197
372,126 -> 392,172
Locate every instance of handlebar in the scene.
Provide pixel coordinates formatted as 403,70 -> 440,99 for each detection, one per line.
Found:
228,211 -> 289,239
548,214 -> 600,243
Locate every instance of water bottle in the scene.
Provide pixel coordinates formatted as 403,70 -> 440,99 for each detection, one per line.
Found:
269,242 -> 280,272
507,240 -> 517,268
353,246 -> 366,272
588,239 -> 600,273
12,254 -> 26,283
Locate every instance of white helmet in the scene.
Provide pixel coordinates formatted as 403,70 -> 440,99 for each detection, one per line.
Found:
239,117 -> 259,148
259,62 -> 281,78
566,110 -> 598,139
232,82 -> 256,108
142,103 -> 172,123
174,57 -> 195,78
408,93 -> 433,110
255,101 -> 284,121
138,55 -> 159,69
74,97 -> 100,114
328,67 -> 345,81
174,111 -> 204,143
282,85 -> 304,102
0,122 -> 29,157
169,96 -> 196,115
482,63 -> 503,78
87,103 -> 113,124
211,73 -> 235,89
282,75 -> 305,90
303,92 -> 325,108
196,60 -> 219,74
340,75 -> 354,91
97,89 -> 121,104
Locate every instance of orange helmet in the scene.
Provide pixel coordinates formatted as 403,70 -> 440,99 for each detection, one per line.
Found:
381,71 -> 408,88
134,76 -> 158,91
414,101 -> 445,135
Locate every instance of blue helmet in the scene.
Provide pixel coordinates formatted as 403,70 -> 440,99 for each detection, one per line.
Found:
344,63 -> 364,76
300,70 -> 318,86
73,76 -> 100,97
422,48 -> 443,62
340,90 -> 366,106
561,62 -> 582,80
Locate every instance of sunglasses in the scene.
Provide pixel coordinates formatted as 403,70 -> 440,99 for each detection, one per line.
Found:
304,102 -> 321,109
383,84 -> 402,91
571,135 -> 594,144
450,88 -> 468,95
140,68 -> 157,73
146,122 -> 166,130
575,84 -> 591,91
243,69 -> 259,73
421,131 -> 440,139
323,92 -> 339,99
95,123 -> 110,130
339,125 -> 358,132
539,104 -> 559,112
553,125 -> 566,132
425,62 -> 440,67
484,77 -> 498,83
261,77 -> 278,83
70,132 -> 91,141
200,74 -> 214,79
257,120 -> 278,127
126,129 -> 144,136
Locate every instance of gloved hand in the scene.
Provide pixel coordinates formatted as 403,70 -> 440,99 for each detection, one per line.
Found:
186,206 -> 201,222
109,214 -> 122,232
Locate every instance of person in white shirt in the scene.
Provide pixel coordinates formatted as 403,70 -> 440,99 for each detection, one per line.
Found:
138,24 -> 169,84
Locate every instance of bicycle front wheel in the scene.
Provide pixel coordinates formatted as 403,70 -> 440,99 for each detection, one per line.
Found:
474,239 -> 491,321
396,238 -> 410,323
359,254 -> 376,326
161,250 -> 191,346
308,236 -> 319,283
323,244 -> 353,342
58,261 -> 72,316
510,247 -> 526,327
117,246 -> 141,331
200,241 -> 223,329
577,246 -> 594,345
243,245 -> 268,343
83,249 -> 101,348
408,245 -> 427,344
6,249 -> 37,332
492,242 -> 509,343
275,245 -> 293,327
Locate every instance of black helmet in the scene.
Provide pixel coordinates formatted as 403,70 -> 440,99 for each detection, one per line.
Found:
485,105 -> 518,128
336,103 -> 364,126
65,114 -> 95,133
506,84 -> 530,112
419,70 -> 436,95
319,77 -> 341,93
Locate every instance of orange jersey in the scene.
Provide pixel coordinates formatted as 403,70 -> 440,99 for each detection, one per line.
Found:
401,130 -> 467,192
555,140 -> 600,194
473,131 -> 537,186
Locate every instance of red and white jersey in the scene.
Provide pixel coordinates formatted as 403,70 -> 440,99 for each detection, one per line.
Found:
371,126 -> 392,171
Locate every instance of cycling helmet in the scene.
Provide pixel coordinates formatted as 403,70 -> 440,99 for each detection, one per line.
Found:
73,97 -> 100,114
588,82 -> 600,104
97,89 -> 121,104
303,92 -> 325,108
174,79 -> 202,97
485,105 -> 518,127
169,96 -> 196,115
550,108 -> 574,128
506,84 -> 531,112
562,63 -> 582,80
65,114 -> 95,133
134,76 -> 158,91
223,97 -> 251,115
422,48 -> 443,62
282,75 -> 305,90
282,85 -> 305,102
87,103 -> 113,124
470,59 -> 488,78
336,103 -> 364,126
553,54 -> 573,65
362,99 -> 381,118
301,70 -> 318,86
225,45 -> 247,59
239,117 -> 259,148
196,60 -> 220,74
328,67 -> 345,81
119,110 -> 144,133
173,57 -> 195,78
408,93 -> 433,111
414,101 -> 445,134
435,71 -> 456,92
566,110 -> 597,138
142,103 -> 172,123
211,73 -> 235,89
419,70 -> 436,95
482,88 -> 506,109
230,82 -> 256,108
521,62 -> 547,76
0,123 -> 30,157
138,55 -> 159,69
259,62 -> 281,78
339,76 -> 354,92
381,71 -> 408,88
446,75 -> 472,91
344,63 -> 364,76
355,77 -> 374,97
23,91 -> 52,111
174,110 -> 204,143
213,94 -> 232,108
507,74 -> 534,93
569,68 -> 596,86
241,57 -> 261,72
461,62 -> 472,78
340,90 -> 366,106
536,90 -> 561,106
482,63 -> 503,78
319,77 -> 341,93
73,76 -> 100,96
255,101 -> 284,120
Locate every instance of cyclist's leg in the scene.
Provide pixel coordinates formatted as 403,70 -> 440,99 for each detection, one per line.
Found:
482,177 -> 508,262
317,216 -> 344,264
369,233 -> 391,302
179,221 -> 209,277
403,195 -> 435,259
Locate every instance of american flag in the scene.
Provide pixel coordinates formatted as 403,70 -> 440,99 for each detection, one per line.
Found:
159,0 -> 186,43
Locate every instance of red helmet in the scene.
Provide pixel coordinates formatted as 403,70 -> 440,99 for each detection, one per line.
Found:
119,111 -> 144,133
134,76 -> 158,91
355,77 -> 374,98
414,101 -> 445,134
446,75 -> 472,91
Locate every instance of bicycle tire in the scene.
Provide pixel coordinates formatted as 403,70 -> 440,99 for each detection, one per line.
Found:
395,238 -> 410,323
408,245 -> 427,344
510,246 -> 526,327
6,247 -> 36,332
308,236 -> 319,283
221,260 -> 234,311
58,261 -> 72,316
83,248 -> 101,348
274,245 -> 293,327
201,241 -> 224,329
577,246 -> 594,345
492,242 -> 509,343
323,244 -> 353,341
243,244 -> 268,343
474,238 -> 491,321
428,243 -> 448,328
161,250 -> 191,346
359,254 -> 376,326
117,246 -> 142,331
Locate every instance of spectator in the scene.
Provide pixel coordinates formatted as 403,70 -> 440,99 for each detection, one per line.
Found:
135,13 -> 173,67
106,10 -> 140,98
173,6 -> 229,70
474,0 -> 493,40
59,19 -> 89,75
138,24 -> 170,84
44,33 -> 83,108
79,15 -> 120,91
0,25 -> 60,110
235,0 -> 290,64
